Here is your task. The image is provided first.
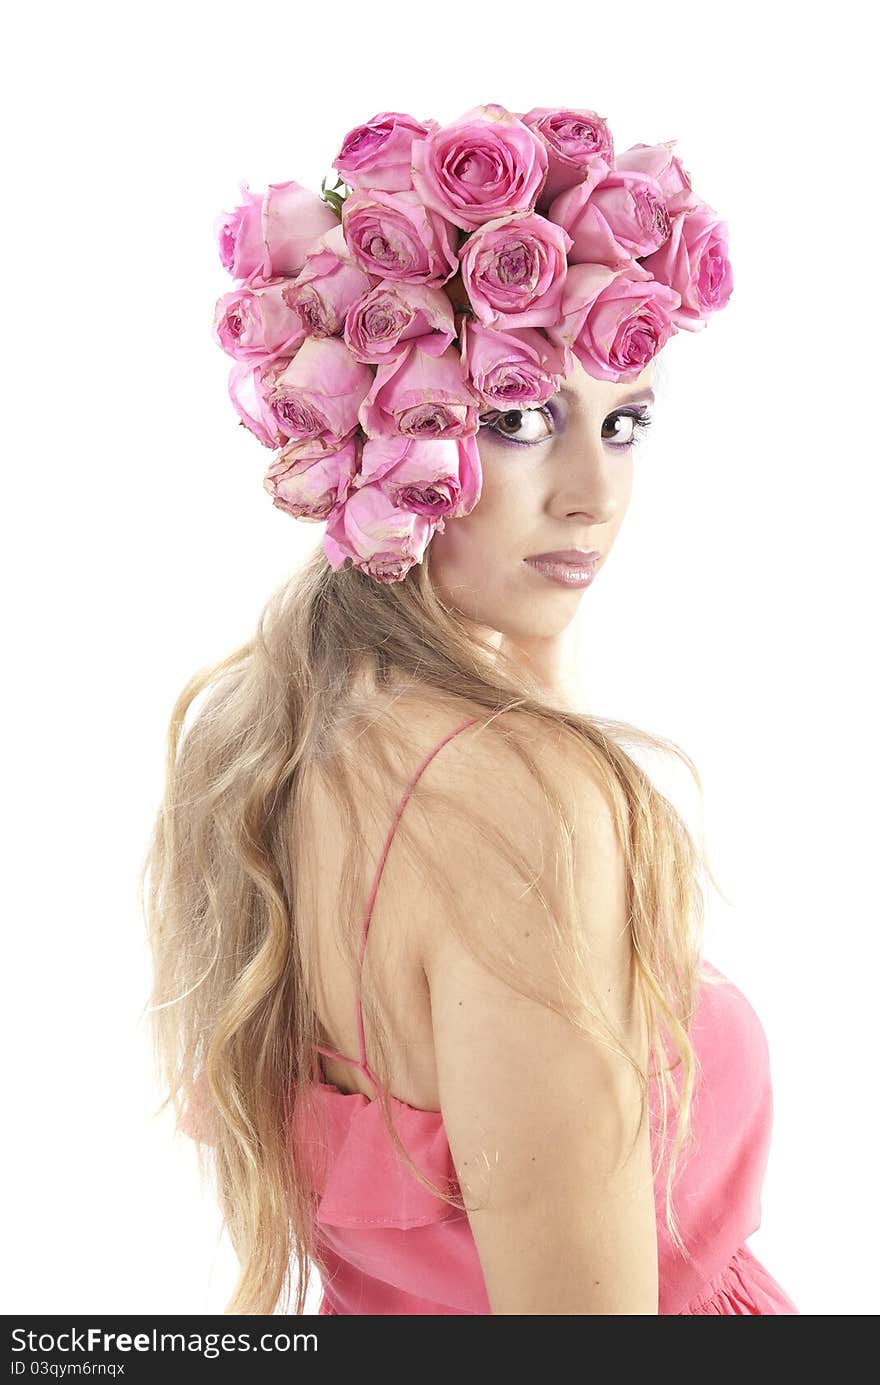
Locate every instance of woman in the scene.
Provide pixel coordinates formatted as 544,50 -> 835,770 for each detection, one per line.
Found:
142,103 -> 799,1315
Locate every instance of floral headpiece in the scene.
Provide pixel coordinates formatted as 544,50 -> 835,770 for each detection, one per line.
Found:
213,104 -> 732,583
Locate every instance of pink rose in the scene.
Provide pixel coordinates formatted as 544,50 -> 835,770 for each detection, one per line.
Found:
343,280 -> 456,364
323,483 -> 442,583
460,319 -> 568,408
341,187 -> 459,285
547,261 -> 681,383
263,434 -> 359,521
410,103 -> 549,232
215,179 -> 339,283
228,356 -> 294,448
213,279 -> 307,361
267,336 -> 374,444
280,223 -> 375,336
548,170 -> 670,269
615,141 -> 699,218
458,211 -> 573,329
358,342 -> 481,439
356,434 -> 482,518
332,111 -> 440,192
639,202 -> 733,331
519,107 -> 614,207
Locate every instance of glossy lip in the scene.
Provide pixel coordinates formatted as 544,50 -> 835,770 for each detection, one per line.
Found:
524,548 -> 601,568
523,551 -> 602,590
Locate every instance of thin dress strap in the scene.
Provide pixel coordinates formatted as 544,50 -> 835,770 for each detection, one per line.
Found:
315,714 -> 485,1095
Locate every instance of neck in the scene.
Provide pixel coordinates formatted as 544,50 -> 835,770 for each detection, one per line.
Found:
484,627 -> 584,712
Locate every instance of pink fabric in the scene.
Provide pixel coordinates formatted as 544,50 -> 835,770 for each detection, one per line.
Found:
292,714 -> 800,1315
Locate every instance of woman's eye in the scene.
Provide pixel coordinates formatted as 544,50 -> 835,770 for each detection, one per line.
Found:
602,409 -> 653,449
479,405 -> 554,446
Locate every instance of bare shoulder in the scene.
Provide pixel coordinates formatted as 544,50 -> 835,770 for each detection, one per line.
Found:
382,692 -> 614,819
392,701 -> 626,977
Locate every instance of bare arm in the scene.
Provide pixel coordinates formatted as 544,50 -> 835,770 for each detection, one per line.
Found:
417,721 -> 658,1315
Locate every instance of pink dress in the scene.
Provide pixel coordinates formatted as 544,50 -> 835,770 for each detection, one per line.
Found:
293,715 -> 800,1316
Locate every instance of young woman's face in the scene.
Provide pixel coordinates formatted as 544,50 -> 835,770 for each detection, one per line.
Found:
428,357 -> 655,641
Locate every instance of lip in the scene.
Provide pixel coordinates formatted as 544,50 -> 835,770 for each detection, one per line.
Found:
524,550 -> 602,589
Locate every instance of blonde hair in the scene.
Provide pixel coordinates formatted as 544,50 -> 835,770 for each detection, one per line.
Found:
140,533 -> 727,1316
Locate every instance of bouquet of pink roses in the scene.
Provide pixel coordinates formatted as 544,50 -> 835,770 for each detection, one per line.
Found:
212,103 -> 732,583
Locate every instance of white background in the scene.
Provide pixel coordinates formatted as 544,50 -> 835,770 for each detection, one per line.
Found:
3,0 -> 876,1317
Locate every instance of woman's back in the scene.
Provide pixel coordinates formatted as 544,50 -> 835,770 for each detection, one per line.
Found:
294,686 -> 491,1112
290,694 -> 800,1314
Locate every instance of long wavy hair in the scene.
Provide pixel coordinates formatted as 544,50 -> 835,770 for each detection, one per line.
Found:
140,514 -> 728,1316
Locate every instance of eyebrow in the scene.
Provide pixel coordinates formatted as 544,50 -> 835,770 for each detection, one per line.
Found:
559,386 -> 655,407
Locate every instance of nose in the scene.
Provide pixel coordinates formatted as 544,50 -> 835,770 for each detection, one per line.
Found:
548,421 -> 628,524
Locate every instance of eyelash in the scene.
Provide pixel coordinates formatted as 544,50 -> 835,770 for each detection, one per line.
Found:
479,404 -> 654,450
